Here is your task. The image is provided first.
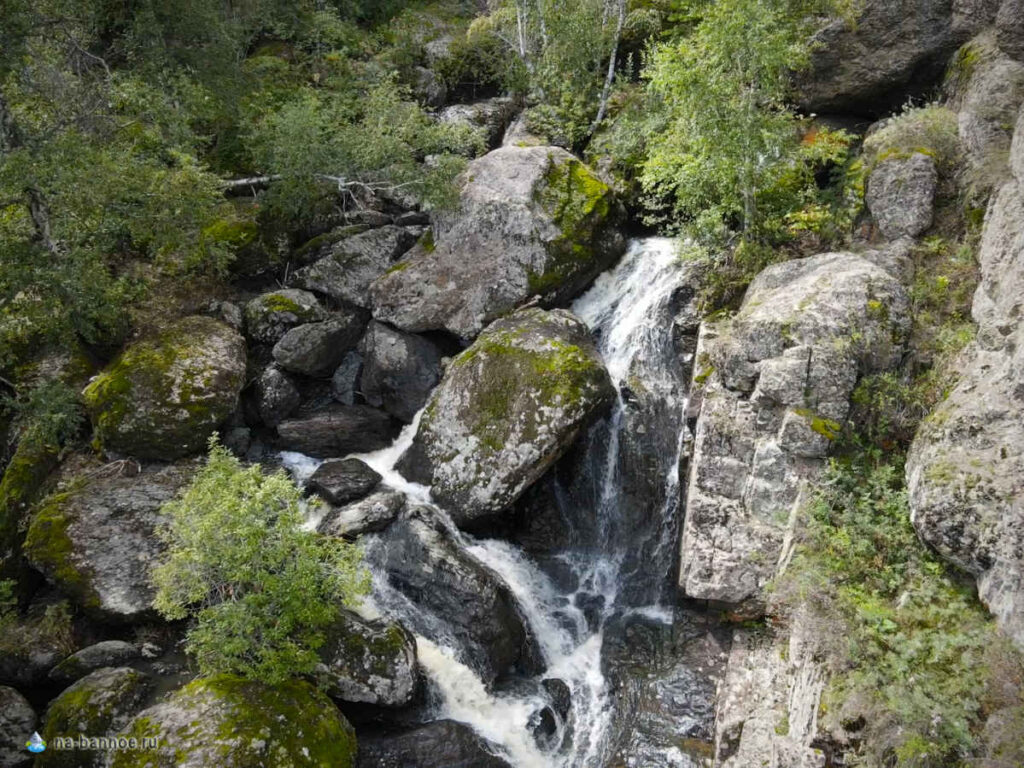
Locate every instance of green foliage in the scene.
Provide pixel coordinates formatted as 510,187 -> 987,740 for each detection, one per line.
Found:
152,438 -> 370,685
0,578 -> 75,660
776,458 -> 1007,767
862,104 -> 961,177
2,380 -> 83,453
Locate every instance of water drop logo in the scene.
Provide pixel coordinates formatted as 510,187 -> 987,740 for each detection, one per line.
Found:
26,732 -> 46,753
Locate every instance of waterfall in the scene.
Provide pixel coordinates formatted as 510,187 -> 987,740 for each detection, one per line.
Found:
282,237 -> 697,767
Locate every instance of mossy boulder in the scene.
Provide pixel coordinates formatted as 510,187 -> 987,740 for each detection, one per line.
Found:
398,307 -> 614,524
244,289 -> 327,345
24,461 -> 195,621
49,641 -> 142,686
317,611 -> 418,707
109,674 -> 357,768
370,146 -> 625,341
38,667 -> 151,768
82,317 -> 246,461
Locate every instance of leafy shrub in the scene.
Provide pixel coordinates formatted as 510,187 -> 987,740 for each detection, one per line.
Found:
152,438 -> 370,684
0,579 -> 75,660
862,104 -> 961,177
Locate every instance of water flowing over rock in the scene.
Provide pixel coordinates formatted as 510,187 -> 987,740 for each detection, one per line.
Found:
82,317 -> 246,460
907,110 -> 1024,647
372,506 -> 543,683
397,308 -> 614,525
356,720 -> 514,768
797,0 -> 997,114
24,460 -> 196,621
370,145 -> 625,340
358,321 -> 446,423
110,675 -> 357,768
291,226 -> 419,308
318,612 -> 418,707
680,252 -> 910,612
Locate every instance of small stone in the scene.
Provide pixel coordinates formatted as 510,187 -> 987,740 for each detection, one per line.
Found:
306,458 -> 382,506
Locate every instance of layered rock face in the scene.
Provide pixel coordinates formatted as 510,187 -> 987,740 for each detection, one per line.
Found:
679,252 -> 910,611
82,317 -> 246,460
370,146 -> 624,340
797,0 -> 997,113
398,307 -> 615,525
907,109 -> 1024,647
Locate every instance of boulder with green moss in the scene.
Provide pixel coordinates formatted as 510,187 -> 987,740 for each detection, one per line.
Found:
680,252 -> 910,613
317,611 -> 418,707
398,308 -> 614,523
370,146 -> 624,341
24,461 -> 195,621
244,289 -> 327,345
38,667 -> 150,768
82,317 -> 246,461
109,674 -> 357,768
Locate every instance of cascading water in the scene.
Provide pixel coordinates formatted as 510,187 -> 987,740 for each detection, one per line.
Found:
282,237 -> 702,767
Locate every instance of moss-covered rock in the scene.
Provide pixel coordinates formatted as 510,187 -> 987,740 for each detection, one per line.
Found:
370,145 -> 625,341
398,307 -> 614,524
23,461 -> 195,621
82,316 -> 246,460
243,289 -> 327,346
38,667 -> 151,768
109,674 -> 357,768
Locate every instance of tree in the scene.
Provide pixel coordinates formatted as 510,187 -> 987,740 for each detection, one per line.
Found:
152,439 -> 370,684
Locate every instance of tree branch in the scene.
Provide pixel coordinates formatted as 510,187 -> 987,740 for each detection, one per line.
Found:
589,0 -> 627,138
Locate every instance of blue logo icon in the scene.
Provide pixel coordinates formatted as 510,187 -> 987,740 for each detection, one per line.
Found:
26,732 -> 46,753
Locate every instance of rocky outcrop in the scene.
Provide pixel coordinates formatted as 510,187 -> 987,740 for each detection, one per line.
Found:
48,641 -> 141,685
359,321 -> 446,423
24,461 -> 195,621
797,0 -> 997,114
907,110 -> 1024,646
275,405 -> 399,458
438,97 -> 518,149
866,152 -> 937,239
680,253 -> 910,612
272,313 -> 365,378
356,720 -> 513,768
38,667 -> 150,768
318,612 -> 418,707
0,685 -> 35,768
317,490 -> 405,538
83,317 -> 246,460
370,146 -> 624,340
292,226 -> 419,309
110,674 -> 357,768
997,0 -> 1024,60
244,289 -> 327,345
376,507 -> 541,682
713,612 -> 827,768
306,458 -> 381,505
398,308 -> 614,525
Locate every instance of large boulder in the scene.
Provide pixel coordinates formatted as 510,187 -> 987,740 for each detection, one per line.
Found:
276,405 -> 400,459
24,461 -> 195,621
907,117 -> 1024,646
49,641 -> 142,685
109,674 -> 357,768
272,313 -> 366,378
317,490 -> 405,538
358,321 -> 446,423
0,685 -> 35,768
306,458 -> 381,506
865,152 -> 938,240
679,252 -> 910,612
291,226 -> 419,309
318,612 -> 418,707
37,667 -> 151,768
244,289 -> 327,345
375,507 -> 541,682
356,720 -> 513,768
370,146 -> 625,341
82,317 -> 246,460
398,308 -> 614,525
797,0 -> 997,114
255,367 -> 302,427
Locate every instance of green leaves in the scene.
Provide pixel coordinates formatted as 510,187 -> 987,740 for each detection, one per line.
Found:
152,438 -> 370,685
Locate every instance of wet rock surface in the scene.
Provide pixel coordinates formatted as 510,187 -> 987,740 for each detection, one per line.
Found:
319,612 -> 418,707
356,719 -> 514,768
276,405 -> 400,458
318,490 -> 406,539
306,458 -> 382,506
